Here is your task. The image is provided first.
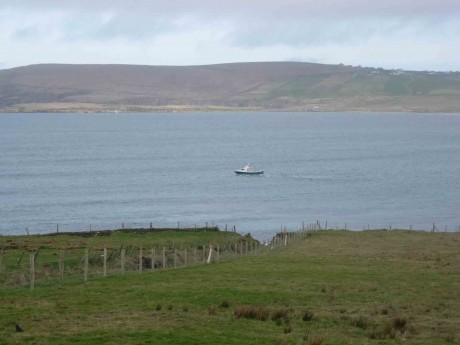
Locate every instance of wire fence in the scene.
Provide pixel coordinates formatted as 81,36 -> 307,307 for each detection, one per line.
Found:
2,220 -> 459,291
0,227 -> 315,290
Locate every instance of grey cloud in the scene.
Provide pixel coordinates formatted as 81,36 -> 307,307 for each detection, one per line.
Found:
226,16 -> 450,48
4,0 -> 459,46
5,0 -> 460,18
11,25 -> 41,40
58,14 -> 177,41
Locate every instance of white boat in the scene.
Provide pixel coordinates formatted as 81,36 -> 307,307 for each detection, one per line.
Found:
234,164 -> 264,175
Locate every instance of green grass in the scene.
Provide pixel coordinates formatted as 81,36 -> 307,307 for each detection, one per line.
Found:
0,228 -> 249,287
1,230 -> 460,344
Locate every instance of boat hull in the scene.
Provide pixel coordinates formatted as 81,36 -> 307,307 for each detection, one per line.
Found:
234,170 -> 264,175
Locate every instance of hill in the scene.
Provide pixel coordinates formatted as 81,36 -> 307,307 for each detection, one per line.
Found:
1,62 -> 460,112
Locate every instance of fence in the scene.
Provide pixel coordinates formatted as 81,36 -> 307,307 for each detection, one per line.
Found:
3,220 -> 458,291
0,228 -> 312,290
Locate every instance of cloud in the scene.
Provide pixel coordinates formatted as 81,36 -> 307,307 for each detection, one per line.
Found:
227,16 -> 460,48
0,0 -> 459,70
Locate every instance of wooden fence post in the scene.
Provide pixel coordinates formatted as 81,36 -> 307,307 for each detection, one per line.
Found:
139,246 -> 143,272
162,247 -> 166,269
59,250 -> 64,284
84,248 -> 89,282
207,245 -> 213,264
151,248 -> 155,271
121,248 -> 125,274
29,253 -> 35,290
103,248 -> 107,277
216,245 -> 220,261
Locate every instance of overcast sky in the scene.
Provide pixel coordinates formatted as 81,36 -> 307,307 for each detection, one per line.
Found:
0,0 -> 459,71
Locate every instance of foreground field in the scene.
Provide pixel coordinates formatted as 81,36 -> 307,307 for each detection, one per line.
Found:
1,230 -> 459,344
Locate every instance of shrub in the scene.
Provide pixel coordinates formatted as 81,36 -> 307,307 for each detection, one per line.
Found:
155,304 -> 162,311
167,304 -> 174,311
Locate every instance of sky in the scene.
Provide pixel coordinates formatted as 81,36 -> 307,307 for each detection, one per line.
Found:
0,0 -> 459,71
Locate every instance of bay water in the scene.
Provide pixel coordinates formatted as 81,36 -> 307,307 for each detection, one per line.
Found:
1,112 -> 459,240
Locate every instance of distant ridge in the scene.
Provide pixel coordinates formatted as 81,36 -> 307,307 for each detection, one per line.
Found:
1,61 -> 460,113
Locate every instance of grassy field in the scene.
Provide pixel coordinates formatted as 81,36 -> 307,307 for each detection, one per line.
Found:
1,230 -> 459,344
0,228 -> 251,287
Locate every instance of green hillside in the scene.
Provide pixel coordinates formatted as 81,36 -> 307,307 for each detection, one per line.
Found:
1,230 -> 459,344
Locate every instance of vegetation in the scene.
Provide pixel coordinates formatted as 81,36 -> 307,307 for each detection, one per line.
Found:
0,227 -> 251,287
1,229 -> 460,344
2,62 -> 460,113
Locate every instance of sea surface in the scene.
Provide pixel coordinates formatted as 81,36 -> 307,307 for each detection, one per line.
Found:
1,112 -> 459,240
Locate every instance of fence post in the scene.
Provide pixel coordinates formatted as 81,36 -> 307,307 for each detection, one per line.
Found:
59,250 -> 64,284
139,246 -> 143,272
216,245 -> 220,261
202,245 -> 206,264
84,248 -> 89,282
151,248 -> 155,271
29,253 -> 35,290
162,247 -> 166,269
121,248 -> 125,274
207,245 -> 213,264
0,248 -> 3,273
103,248 -> 107,277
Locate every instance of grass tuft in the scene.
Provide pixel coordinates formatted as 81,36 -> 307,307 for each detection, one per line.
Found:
219,299 -> 230,308
208,305 -> 217,315
306,337 -> 324,345
234,305 -> 270,321
271,308 -> 291,322
302,310 -> 314,322
392,316 -> 407,331
351,315 -> 368,329
283,324 -> 292,334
